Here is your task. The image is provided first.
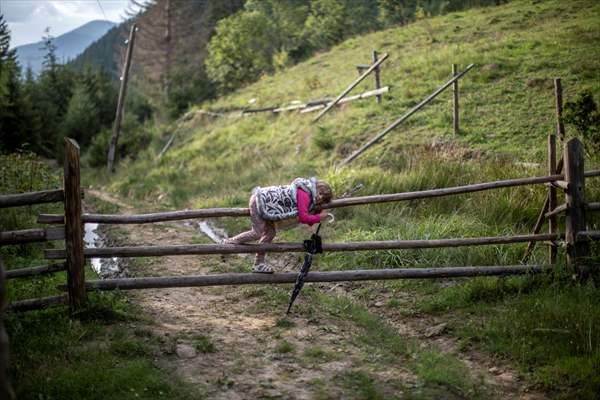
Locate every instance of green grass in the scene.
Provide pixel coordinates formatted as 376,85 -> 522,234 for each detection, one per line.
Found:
1,155 -> 199,399
274,340 -> 296,354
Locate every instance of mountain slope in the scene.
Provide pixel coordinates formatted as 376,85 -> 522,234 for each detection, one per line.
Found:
15,20 -> 116,74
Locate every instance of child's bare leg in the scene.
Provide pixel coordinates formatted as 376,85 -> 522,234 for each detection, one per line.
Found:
227,195 -> 263,244
254,222 -> 276,268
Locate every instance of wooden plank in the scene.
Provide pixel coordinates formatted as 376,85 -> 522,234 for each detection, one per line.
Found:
452,64 -> 459,135
373,51 -> 382,104
588,202 -> 600,211
63,138 -> 86,311
340,63 -> 475,166
564,138 -> 588,272
313,53 -> 389,122
76,265 -> 550,291
107,23 -> 137,172
45,233 -> 558,260
5,263 -> 66,279
7,295 -> 68,312
0,189 -> 63,208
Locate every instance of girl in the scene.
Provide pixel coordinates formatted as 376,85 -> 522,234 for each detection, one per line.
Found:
225,177 -> 333,273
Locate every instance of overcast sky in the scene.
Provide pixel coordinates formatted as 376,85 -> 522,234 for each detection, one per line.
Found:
1,0 -> 129,47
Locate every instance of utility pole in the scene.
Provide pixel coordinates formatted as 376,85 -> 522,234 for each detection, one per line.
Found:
107,23 -> 137,172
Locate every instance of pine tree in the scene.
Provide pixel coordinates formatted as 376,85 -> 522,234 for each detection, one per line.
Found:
0,14 -> 27,152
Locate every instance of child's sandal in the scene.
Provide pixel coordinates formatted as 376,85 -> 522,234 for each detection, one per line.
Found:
252,264 -> 274,274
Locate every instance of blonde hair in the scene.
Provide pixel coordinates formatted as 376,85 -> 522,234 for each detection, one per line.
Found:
316,180 -> 332,205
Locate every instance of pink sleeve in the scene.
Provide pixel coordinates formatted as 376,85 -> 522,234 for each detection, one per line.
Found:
297,189 -> 321,225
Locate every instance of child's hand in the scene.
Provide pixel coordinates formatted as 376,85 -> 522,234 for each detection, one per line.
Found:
319,211 -> 329,220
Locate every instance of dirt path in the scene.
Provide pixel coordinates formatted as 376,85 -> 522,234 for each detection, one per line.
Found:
87,190 -> 547,400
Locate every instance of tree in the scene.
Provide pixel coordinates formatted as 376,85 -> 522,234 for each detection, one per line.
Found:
205,11 -> 277,92
58,82 -> 100,151
0,14 -> 27,152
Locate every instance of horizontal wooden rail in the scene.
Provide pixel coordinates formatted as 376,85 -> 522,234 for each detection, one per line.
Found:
7,294 -> 68,312
0,189 -> 64,208
5,263 -> 66,279
0,226 -> 65,245
37,170 -> 600,225
588,202 -> 600,211
545,204 -> 568,218
75,265 -> 549,291
45,233 -> 558,260
577,231 -> 600,241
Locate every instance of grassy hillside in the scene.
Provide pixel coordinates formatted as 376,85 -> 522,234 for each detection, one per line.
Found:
84,0 -> 600,397
103,0 -> 599,209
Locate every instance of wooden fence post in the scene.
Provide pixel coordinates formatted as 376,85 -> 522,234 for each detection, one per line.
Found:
0,259 -> 15,400
452,64 -> 459,135
548,134 -> 557,265
373,51 -> 382,104
564,138 -> 588,274
554,78 -> 565,141
64,138 -> 86,311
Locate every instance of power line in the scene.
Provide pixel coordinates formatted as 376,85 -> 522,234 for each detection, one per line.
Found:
96,0 -> 108,21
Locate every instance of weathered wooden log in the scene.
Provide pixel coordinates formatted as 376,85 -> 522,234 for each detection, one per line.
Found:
5,263 -> 66,279
74,265 -> 550,291
326,173 -> 565,208
64,138 -> 86,311
45,233 -> 558,260
0,259 -> 15,399
576,231 -> 600,241
36,170 -> 600,225
564,138 -> 588,273
452,64 -> 459,135
313,53 -> 389,121
548,134 -> 558,265
0,226 -> 65,245
340,63 -> 475,166
0,189 -> 64,209
545,204 -> 567,218
301,87 -> 389,113
242,106 -> 277,114
373,50 -> 382,104
587,202 -> 600,211
7,295 -> 68,312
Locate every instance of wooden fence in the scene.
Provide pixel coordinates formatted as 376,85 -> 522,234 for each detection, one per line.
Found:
1,139 -> 84,312
2,136 -> 599,312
